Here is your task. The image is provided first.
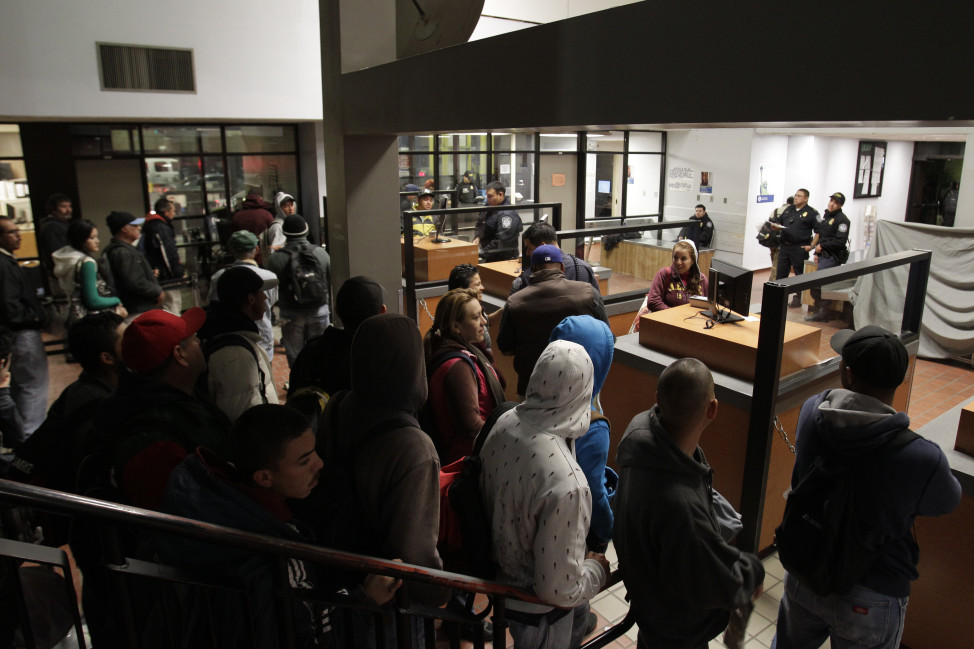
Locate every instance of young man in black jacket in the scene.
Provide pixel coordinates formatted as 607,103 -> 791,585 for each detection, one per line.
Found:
103,211 -> 164,318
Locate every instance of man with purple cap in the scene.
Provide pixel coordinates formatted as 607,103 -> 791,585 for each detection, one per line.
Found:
771,326 -> 961,649
498,244 -> 609,396
90,307 -> 230,510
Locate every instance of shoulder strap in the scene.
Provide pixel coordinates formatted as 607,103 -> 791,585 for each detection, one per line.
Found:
472,401 -> 518,456
207,333 -> 268,404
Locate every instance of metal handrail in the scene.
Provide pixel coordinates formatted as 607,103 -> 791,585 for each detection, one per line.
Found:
0,478 -> 633,649
738,248 -> 932,553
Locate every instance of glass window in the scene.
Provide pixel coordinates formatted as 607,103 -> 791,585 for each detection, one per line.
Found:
202,156 -> 229,212
142,126 -> 202,155
399,153 -> 432,188
398,135 -> 434,152
227,154 -> 297,210
437,154 -> 456,202
437,134 -> 454,152
540,133 -> 578,152
200,127 -> 223,153
145,156 -> 197,196
224,125 -> 296,153
626,154 -> 663,216
0,125 -> 24,157
155,157 -> 203,217
72,125 -> 141,157
628,131 -> 664,152
587,152 -> 624,219
453,133 -> 488,152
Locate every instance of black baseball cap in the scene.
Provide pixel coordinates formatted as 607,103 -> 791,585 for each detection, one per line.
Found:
830,325 -> 908,389
829,192 -> 846,205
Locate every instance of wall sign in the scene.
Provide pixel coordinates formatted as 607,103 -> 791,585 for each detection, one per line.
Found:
854,140 -> 886,198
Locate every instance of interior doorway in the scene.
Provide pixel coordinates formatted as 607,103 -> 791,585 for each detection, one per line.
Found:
906,142 -> 964,226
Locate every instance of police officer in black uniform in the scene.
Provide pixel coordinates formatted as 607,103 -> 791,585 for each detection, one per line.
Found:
455,171 -> 479,207
678,204 -> 715,249
474,181 -> 523,262
771,188 -> 819,307
805,191 -> 851,322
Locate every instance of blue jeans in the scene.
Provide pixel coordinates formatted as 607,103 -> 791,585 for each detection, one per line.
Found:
281,310 -> 329,367
10,329 -> 49,436
771,573 -> 908,649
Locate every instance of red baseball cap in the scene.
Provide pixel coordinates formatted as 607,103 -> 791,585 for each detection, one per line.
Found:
122,307 -> 206,373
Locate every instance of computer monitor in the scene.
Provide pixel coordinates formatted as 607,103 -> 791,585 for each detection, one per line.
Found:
702,258 -> 753,324
431,210 -> 451,243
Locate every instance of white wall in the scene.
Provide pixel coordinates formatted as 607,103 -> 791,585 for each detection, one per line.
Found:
0,0 -> 322,121
663,129 -> 754,266
742,134 -> 789,269
471,0 -> 640,40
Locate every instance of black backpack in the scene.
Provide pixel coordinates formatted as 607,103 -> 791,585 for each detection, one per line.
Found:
284,247 -> 328,308
774,428 -> 919,596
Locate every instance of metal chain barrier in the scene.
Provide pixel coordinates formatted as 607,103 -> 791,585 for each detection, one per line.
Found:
773,415 -> 797,455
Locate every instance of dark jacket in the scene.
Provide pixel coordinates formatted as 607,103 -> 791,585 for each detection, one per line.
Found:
142,213 -> 184,280
0,250 -> 45,330
614,406 -> 765,649
455,180 -> 479,205
37,215 -> 69,274
89,371 -> 231,510
677,212 -> 714,248
497,268 -> 609,395
814,209 -> 851,262
231,197 -> 274,236
792,389 -> 961,597
510,253 -> 600,295
778,204 -> 819,246
103,237 -> 162,315
160,449 -> 324,649
287,326 -> 353,398
475,199 -> 522,262
307,313 -> 448,606
267,238 -> 331,316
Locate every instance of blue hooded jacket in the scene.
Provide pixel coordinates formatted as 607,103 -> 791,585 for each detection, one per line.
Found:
550,315 -> 617,550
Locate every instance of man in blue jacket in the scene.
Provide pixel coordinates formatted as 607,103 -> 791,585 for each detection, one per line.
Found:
771,326 -> 961,649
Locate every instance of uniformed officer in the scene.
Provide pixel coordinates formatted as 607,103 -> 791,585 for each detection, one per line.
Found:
770,188 -> 819,307
678,204 -> 715,249
473,181 -> 523,262
804,191 -> 851,322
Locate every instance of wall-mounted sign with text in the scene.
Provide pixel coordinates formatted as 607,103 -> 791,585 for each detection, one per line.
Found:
667,166 -> 694,192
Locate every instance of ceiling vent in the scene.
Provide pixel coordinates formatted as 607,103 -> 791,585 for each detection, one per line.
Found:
97,43 -> 195,93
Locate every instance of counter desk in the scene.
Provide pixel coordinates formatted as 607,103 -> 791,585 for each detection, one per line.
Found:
600,237 -> 714,280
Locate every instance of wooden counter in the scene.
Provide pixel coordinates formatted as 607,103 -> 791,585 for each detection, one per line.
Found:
402,237 -> 478,282
638,304 -> 822,381
478,259 -> 611,299
601,238 -> 713,280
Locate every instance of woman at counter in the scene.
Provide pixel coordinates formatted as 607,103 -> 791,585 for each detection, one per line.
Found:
639,240 -> 708,318
423,287 -> 505,464
52,219 -> 126,325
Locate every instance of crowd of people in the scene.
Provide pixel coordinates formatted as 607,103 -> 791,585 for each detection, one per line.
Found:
0,187 -> 962,649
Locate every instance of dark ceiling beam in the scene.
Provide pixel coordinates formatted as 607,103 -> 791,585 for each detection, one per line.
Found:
339,0 -> 974,135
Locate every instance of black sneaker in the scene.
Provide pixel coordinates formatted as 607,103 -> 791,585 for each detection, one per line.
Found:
788,296 -> 802,308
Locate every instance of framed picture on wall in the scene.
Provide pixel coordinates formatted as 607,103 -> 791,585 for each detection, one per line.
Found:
854,140 -> 886,198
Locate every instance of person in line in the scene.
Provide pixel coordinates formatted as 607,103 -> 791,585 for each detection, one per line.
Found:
0,326 -> 24,452
143,197 -> 185,314
510,221 -> 599,295
208,231 -> 279,361
36,193 -> 73,293
770,189 -> 818,308
804,192 -> 851,322
52,219 -> 126,324
267,215 -> 331,366
481,339 -> 609,649
448,262 -> 504,355
411,188 -> 437,237
549,315 -> 617,553
642,240 -> 708,314
161,404 -> 401,649
200,266 -> 279,422
614,358 -> 765,649
400,183 -> 419,216
287,275 -> 386,401
771,326 -> 961,649
103,211 -> 165,320
89,307 -> 230,511
231,188 -> 274,238
763,196 -> 793,281
473,181 -> 522,262
498,245 -> 609,397
0,216 -> 49,436
423,287 -> 504,464
677,204 -> 715,250
310,313 -> 448,608
259,191 -> 296,264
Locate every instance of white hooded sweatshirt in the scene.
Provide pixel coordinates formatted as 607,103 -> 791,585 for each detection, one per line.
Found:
480,339 -> 606,613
